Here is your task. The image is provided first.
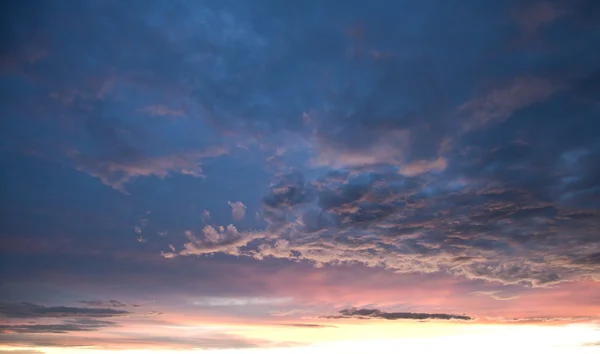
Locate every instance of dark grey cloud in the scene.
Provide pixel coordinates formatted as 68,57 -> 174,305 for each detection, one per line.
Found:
0,302 -> 130,318
323,308 -> 472,321
79,300 -> 128,308
0,318 -> 118,334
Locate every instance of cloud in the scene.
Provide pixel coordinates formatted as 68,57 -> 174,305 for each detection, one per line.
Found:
0,351 -> 44,354
309,130 -> 411,169
278,323 -> 336,328
323,308 -> 472,321
174,225 -> 267,258
398,157 -> 448,177
471,291 -> 519,301
581,341 -> 600,347
4,0 -> 600,330
173,160 -> 600,287
192,297 -> 292,307
228,201 -> 247,221
460,77 -> 564,130
202,209 -> 211,223
487,315 -> 600,324
79,300 -> 128,308
76,147 -> 228,192
0,332 -> 298,351
137,104 -> 187,118
514,2 -> 569,33
0,319 -> 118,334
0,302 -> 130,318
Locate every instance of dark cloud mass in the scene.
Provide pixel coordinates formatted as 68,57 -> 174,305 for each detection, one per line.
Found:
0,302 -> 130,318
324,308 -> 472,321
0,319 -> 118,334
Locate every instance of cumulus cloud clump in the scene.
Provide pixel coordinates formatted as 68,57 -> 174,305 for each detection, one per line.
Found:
228,201 -> 247,221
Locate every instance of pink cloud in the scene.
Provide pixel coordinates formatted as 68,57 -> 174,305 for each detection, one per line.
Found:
137,104 -> 187,118
75,146 -> 228,192
514,2 -> 569,34
460,77 -> 564,130
309,130 -> 410,169
398,157 -> 448,177
228,201 -> 247,221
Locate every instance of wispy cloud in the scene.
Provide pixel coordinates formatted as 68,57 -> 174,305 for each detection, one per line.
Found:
278,323 -> 336,328
0,319 -> 119,334
0,302 -> 130,318
581,341 -> 600,347
79,300 -> 129,308
398,157 -> 448,177
323,308 -> 473,321
137,104 -> 187,118
471,291 -> 519,301
192,297 -> 292,307
76,147 -> 228,192
514,2 -> 569,33
460,77 -> 564,130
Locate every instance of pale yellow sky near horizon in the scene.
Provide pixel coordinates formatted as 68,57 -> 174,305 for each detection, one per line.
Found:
3,323 -> 599,354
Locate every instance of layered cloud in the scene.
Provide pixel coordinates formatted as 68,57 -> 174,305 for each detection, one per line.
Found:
459,77 -> 564,131
75,147 -> 228,192
0,319 -> 118,334
323,308 -> 472,321
1,1 -> 600,352
0,302 -> 129,318
170,153 -> 600,286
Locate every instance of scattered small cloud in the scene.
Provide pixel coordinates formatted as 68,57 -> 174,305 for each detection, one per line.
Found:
202,209 -> 211,223
228,201 -> 247,221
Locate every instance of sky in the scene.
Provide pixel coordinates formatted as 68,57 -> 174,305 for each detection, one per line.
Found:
1,0 -> 600,352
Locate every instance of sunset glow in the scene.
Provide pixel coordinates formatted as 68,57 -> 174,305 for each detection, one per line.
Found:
1,0 -> 599,353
